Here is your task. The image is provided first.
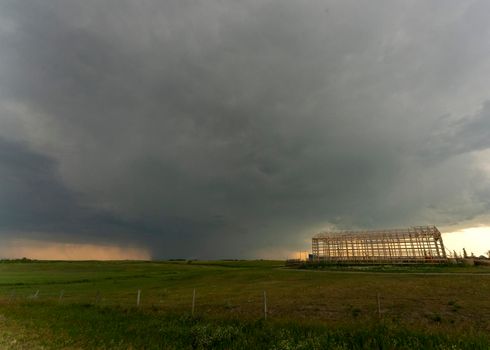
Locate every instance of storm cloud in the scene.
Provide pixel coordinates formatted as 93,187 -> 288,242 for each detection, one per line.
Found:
1,0 -> 490,258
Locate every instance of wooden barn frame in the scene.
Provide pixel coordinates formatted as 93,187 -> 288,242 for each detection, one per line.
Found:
312,226 -> 447,264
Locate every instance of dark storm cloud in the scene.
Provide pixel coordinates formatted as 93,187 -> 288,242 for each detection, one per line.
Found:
1,0 -> 490,258
0,138 -> 154,246
0,138 -> 74,233
440,101 -> 490,155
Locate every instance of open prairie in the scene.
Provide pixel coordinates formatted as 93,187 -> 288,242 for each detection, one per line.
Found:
0,260 -> 490,349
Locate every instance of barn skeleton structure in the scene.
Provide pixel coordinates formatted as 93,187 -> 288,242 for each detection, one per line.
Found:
311,225 -> 447,264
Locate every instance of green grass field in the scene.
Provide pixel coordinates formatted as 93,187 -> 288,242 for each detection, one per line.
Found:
0,260 -> 490,349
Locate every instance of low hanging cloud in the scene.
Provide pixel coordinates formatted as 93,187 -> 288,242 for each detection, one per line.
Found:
1,0 -> 490,259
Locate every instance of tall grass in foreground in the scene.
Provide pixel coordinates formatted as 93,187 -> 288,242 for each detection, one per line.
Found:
1,303 -> 489,350
1,261 -> 490,349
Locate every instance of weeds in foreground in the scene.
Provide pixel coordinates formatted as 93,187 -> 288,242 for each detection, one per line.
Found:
1,303 -> 489,350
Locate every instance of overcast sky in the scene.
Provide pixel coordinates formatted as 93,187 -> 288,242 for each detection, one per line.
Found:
1,0 -> 490,259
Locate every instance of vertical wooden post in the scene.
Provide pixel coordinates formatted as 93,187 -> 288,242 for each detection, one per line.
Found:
192,288 -> 196,316
8,290 -> 15,303
263,291 -> 268,320
377,293 -> 381,319
137,289 -> 141,307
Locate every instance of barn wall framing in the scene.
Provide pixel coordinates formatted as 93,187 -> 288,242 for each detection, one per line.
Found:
311,226 -> 447,264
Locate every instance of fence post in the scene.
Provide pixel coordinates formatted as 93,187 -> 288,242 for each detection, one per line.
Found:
263,291 -> 268,320
8,290 -> 15,303
192,288 -> 196,316
137,289 -> 141,307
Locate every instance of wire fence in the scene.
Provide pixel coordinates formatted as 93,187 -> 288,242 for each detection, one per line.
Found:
3,287 -> 490,323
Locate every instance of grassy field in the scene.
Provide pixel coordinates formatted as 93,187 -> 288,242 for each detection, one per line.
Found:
0,260 -> 490,349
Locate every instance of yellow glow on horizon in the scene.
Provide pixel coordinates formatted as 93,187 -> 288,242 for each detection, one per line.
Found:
442,226 -> 490,257
0,240 -> 151,260
254,247 -> 303,260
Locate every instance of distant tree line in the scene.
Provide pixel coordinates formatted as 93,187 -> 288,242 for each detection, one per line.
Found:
0,257 -> 36,263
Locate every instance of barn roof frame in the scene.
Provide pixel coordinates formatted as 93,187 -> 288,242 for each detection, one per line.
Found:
311,225 -> 448,264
